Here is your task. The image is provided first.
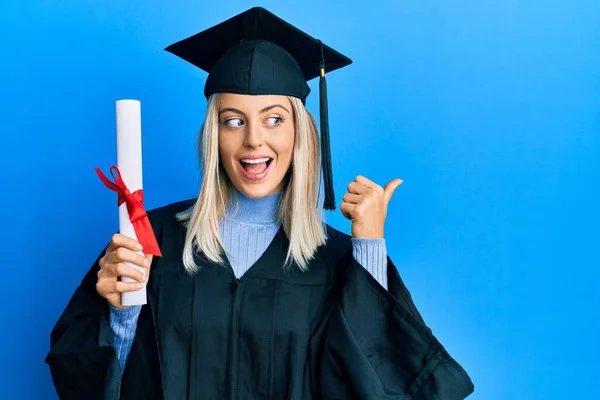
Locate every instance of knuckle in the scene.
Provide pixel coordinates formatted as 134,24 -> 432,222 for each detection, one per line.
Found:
95,282 -> 105,296
115,262 -> 126,276
115,247 -> 127,260
102,263 -> 114,276
109,234 -> 119,248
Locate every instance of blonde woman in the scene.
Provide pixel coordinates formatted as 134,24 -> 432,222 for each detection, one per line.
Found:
46,7 -> 474,400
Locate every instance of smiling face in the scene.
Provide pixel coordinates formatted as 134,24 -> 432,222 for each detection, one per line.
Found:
218,93 -> 295,198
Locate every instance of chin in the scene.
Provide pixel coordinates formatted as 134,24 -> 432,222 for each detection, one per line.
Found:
235,183 -> 279,199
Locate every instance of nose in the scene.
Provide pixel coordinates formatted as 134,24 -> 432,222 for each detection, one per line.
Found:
243,120 -> 264,149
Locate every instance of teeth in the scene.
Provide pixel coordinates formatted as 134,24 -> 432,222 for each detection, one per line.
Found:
240,157 -> 271,164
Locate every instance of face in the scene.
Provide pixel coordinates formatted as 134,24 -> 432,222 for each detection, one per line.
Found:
218,93 -> 295,198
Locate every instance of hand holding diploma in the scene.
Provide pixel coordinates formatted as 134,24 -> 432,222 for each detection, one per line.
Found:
95,100 -> 161,307
96,234 -> 152,309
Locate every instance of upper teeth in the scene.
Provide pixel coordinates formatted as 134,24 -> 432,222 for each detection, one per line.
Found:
241,158 -> 270,164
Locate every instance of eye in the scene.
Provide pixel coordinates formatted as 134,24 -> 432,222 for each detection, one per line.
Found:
266,116 -> 284,127
224,118 -> 244,128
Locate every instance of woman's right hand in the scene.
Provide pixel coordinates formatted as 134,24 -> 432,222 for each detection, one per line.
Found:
96,233 -> 152,309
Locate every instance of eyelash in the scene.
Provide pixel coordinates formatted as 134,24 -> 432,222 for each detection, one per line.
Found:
222,116 -> 286,129
224,118 -> 244,128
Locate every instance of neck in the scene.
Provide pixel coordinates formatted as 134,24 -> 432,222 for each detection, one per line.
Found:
224,189 -> 281,225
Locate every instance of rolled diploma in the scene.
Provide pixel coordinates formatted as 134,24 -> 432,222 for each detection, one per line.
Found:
116,99 -> 147,306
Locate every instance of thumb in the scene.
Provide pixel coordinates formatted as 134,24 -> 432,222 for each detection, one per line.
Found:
144,254 -> 154,277
383,178 -> 403,206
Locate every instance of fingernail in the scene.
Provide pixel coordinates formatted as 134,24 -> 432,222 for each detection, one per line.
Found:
136,244 -> 143,251
136,283 -> 143,289
144,259 -> 150,267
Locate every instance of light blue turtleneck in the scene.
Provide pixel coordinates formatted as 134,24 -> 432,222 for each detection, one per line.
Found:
109,191 -> 388,372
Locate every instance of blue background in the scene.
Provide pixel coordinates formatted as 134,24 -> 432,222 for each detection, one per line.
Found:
2,0 -> 599,398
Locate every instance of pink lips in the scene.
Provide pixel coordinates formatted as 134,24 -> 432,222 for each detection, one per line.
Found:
238,155 -> 273,181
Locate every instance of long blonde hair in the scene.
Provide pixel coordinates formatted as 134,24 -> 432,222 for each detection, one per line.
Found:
177,93 -> 327,273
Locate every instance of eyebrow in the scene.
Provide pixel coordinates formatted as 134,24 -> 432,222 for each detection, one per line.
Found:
260,104 -> 290,114
219,104 -> 290,116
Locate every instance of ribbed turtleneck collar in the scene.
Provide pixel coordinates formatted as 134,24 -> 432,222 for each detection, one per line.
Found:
223,189 -> 281,225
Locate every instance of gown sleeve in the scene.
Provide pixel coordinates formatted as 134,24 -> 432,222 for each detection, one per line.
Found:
44,249 -> 123,400
315,253 -> 474,400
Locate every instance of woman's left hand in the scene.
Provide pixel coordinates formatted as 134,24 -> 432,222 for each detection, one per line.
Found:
340,176 -> 403,239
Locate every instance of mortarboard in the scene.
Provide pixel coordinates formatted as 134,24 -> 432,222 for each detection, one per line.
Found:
164,6 -> 352,210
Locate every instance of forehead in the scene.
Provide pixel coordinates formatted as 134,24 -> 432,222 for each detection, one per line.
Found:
218,93 -> 292,112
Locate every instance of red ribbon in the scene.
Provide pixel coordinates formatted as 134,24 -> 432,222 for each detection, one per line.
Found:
95,166 -> 162,257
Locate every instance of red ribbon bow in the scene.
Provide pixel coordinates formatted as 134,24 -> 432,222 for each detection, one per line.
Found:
95,166 -> 162,257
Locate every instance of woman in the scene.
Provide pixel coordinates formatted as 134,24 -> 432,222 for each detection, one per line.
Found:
46,7 -> 474,400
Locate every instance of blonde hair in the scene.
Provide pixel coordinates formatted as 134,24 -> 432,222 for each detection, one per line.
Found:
177,93 -> 327,273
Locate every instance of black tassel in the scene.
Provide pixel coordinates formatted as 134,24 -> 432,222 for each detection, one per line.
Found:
319,44 -> 335,211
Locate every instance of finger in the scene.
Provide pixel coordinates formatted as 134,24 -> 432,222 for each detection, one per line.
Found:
347,182 -> 371,195
107,233 -> 143,253
96,279 -> 116,299
108,247 -> 150,269
106,294 -> 123,309
96,280 -> 107,297
355,175 -> 382,192
342,193 -> 362,204
340,202 -> 356,220
383,178 -> 403,205
145,253 -> 154,269
109,299 -> 124,309
110,262 -> 147,283
98,254 -> 106,270
114,280 -> 145,293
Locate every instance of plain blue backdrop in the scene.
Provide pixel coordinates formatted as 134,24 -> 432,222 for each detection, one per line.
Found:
1,0 -> 599,399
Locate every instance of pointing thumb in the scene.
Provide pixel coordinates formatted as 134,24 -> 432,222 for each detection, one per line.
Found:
383,178 -> 403,205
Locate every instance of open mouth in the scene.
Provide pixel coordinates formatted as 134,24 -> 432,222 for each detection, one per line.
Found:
239,157 -> 273,179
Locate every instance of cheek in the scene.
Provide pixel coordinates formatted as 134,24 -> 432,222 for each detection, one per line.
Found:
275,127 -> 295,161
218,131 -> 238,159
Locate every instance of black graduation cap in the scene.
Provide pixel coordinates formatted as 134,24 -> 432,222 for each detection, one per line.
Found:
164,6 -> 352,210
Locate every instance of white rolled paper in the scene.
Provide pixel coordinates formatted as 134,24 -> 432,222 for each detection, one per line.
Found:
116,99 -> 147,306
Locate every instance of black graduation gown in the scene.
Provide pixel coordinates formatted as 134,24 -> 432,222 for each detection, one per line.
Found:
45,199 -> 474,399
